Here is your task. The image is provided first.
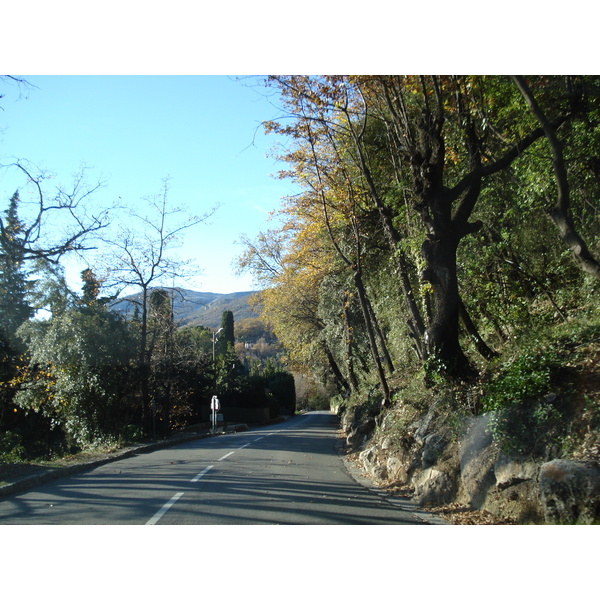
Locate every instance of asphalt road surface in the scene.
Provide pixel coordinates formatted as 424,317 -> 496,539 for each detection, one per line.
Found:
0,411 -> 430,525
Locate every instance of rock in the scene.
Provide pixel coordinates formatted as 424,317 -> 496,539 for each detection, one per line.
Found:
538,459 -> 600,524
422,433 -> 447,468
412,468 -> 455,506
494,453 -> 540,490
381,436 -> 393,451
341,405 -> 357,433
359,446 -> 376,469
414,397 -> 445,445
459,413 -> 498,508
359,445 -> 387,479
460,413 -> 494,464
372,465 -> 388,480
346,418 -> 375,448
387,455 -> 409,484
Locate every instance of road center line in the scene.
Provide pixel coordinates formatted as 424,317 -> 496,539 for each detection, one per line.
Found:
218,451 -> 234,461
146,492 -> 184,525
191,465 -> 214,482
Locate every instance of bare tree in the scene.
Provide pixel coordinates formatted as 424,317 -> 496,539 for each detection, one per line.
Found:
99,178 -> 216,434
0,160 -> 111,266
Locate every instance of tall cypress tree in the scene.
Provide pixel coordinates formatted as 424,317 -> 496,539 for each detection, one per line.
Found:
219,310 -> 235,354
1,192 -> 34,433
0,191 -> 33,345
148,289 -> 175,357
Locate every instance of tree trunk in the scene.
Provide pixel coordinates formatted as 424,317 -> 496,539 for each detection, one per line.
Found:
365,292 -> 395,374
341,290 -> 360,391
139,286 -> 153,436
377,207 -> 427,361
323,342 -> 351,396
350,129 -> 427,361
353,267 -> 390,407
458,298 -> 498,361
421,234 -> 471,377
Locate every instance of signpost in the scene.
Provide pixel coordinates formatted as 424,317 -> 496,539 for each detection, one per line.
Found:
210,395 -> 220,432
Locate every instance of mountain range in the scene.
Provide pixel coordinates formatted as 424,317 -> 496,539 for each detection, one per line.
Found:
110,288 -> 261,329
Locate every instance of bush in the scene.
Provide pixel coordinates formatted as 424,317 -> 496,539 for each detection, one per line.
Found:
266,371 -> 296,414
15,308 -> 137,447
483,345 -> 561,412
305,391 -> 330,411
121,424 -> 144,443
482,338 -> 573,455
0,431 -> 25,463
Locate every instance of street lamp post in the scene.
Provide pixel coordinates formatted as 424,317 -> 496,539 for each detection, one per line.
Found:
212,327 -> 223,363
211,327 -> 223,431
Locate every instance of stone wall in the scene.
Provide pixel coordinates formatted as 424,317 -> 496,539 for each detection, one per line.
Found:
342,401 -> 600,525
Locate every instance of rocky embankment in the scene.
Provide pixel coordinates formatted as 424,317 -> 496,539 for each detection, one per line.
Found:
339,400 -> 600,525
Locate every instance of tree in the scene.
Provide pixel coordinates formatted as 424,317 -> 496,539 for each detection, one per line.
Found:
213,310 -> 244,398
261,76 -> 426,399
301,110 -> 394,405
80,268 -> 102,306
147,289 -> 176,435
217,310 -> 235,356
14,302 -> 137,447
368,76 -> 598,376
176,325 -> 213,358
0,161 -> 112,355
0,192 -> 35,437
265,75 -> 596,379
237,218 -> 353,395
512,75 -> 600,282
0,192 -> 34,345
148,289 -> 175,359
0,161 -> 110,266
99,179 -> 215,434
253,74 -> 600,412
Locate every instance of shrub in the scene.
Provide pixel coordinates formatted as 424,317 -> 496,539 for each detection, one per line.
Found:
0,431 -> 25,463
266,371 -> 296,414
482,342 -> 570,455
483,345 -> 561,412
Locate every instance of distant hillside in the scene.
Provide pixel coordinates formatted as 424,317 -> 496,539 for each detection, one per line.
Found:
110,288 -> 262,329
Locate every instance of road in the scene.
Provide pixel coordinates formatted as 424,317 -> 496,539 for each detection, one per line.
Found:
0,411 -> 429,525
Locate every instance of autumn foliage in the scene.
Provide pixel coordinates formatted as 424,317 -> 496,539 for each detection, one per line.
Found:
238,75 -> 600,412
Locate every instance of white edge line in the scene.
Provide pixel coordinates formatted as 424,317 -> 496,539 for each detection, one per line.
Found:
146,492 -> 184,525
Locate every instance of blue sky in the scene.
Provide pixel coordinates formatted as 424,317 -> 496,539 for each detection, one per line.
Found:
0,75 -> 296,294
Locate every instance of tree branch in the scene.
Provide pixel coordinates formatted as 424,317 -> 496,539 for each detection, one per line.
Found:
513,75 -> 600,282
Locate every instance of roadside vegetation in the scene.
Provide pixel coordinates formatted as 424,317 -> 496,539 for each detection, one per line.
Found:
0,79 -> 295,472
237,76 -> 600,468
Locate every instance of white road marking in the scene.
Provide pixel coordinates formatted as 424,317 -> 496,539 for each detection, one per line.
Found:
145,424 -> 293,526
191,465 -> 214,482
146,492 -> 184,525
